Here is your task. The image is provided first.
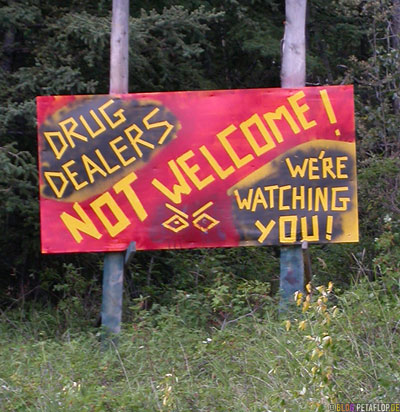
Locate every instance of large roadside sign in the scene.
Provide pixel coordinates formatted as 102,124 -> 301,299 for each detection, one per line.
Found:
37,86 -> 358,253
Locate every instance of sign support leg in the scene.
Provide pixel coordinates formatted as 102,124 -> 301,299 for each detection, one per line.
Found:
101,252 -> 124,335
101,0 -> 129,343
101,242 -> 135,346
279,246 -> 304,311
279,0 -> 307,308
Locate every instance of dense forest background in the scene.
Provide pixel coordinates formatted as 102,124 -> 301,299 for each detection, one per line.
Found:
1,1 -> 400,410
0,0 -> 399,315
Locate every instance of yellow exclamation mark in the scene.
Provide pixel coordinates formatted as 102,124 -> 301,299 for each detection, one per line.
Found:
319,89 -> 341,136
326,215 -> 333,240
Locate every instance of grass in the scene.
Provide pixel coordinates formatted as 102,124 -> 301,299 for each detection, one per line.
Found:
0,278 -> 399,412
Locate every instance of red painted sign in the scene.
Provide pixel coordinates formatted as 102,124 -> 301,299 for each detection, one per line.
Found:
37,86 -> 358,253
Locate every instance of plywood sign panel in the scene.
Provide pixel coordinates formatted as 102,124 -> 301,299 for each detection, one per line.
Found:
36,86 -> 358,253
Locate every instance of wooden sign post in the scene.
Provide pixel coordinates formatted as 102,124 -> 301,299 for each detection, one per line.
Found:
279,0 -> 307,308
101,0 -> 130,337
